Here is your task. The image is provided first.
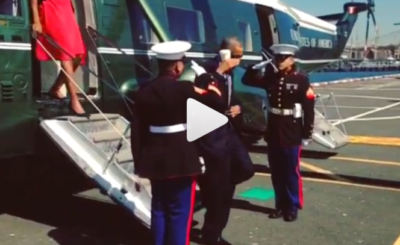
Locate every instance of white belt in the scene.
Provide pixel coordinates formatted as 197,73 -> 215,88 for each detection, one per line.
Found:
149,124 -> 187,134
268,108 -> 294,116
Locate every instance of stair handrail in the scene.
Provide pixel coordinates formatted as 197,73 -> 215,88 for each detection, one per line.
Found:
86,26 -> 153,77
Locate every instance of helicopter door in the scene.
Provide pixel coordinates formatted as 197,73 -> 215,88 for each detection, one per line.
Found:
39,0 -> 99,98
268,14 -> 279,45
255,5 -> 280,49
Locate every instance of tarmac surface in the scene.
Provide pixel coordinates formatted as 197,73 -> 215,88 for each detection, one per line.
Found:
2,77 -> 400,245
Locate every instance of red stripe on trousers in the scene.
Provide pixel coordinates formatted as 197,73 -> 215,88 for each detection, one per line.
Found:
297,147 -> 304,208
185,176 -> 197,245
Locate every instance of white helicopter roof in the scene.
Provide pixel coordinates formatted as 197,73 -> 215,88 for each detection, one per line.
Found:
235,0 -> 337,34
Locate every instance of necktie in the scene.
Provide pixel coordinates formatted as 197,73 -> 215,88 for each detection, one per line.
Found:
226,74 -> 232,107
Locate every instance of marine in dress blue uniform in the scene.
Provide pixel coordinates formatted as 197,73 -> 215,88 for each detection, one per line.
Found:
130,41 -> 225,245
242,44 -> 315,222
195,37 -> 254,245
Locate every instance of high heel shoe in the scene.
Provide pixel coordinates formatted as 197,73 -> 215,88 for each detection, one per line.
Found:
67,102 -> 90,119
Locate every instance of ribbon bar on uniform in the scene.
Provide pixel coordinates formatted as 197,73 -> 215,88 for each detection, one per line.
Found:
269,108 -> 294,116
149,124 -> 187,134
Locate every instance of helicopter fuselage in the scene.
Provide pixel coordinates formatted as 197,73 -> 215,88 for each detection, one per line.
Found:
0,0 -> 360,158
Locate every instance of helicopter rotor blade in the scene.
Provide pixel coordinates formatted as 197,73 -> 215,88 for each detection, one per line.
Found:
365,10 -> 370,47
370,9 -> 377,27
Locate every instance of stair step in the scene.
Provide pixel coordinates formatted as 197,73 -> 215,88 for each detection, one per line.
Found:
36,99 -> 68,106
94,136 -> 130,155
58,113 -> 120,123
91,131 -> 130,143
114,150 -> 133,163
71,117 -> 126,135
119,161 -> 134,174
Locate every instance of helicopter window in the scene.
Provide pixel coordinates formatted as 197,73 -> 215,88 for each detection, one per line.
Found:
237,21 -> 253,52
140,19 -> 159,44
127,3 -> 159,44
0,0 -> 20,16
166,6 -> 205,43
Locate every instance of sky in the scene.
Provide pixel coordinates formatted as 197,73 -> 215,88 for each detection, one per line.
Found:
285,0 -> 400,46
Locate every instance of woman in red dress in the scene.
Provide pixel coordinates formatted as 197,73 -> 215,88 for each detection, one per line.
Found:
31,0 -> 87,116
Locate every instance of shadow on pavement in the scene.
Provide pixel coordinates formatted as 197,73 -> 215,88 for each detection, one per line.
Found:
3,195 -> 151,245
231,199 -> 275,215
3,191 -> 275,245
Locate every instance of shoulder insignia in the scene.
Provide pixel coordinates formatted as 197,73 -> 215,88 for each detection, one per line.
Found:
306,87 -> 315,99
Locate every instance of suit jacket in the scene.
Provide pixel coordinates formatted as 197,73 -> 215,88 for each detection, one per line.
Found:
196,58 -> 255,184
194,56 -> 243,157
202,56 -> 244,130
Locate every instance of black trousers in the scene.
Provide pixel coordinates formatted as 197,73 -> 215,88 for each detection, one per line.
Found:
198,154 -> 235,239
198,130 -> 252,239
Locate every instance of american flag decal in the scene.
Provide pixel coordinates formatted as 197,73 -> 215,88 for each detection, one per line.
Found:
348,6 -> 356,14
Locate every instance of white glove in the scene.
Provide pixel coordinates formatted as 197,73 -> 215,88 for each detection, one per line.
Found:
252,60 -> 272,70
199,157 -> 206,173
302,139 -> 312,146
190,60 -> 207,76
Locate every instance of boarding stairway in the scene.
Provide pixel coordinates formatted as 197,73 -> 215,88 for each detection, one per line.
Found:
39,104 -> 348,230
312,93 -> 349,149
40,114 -> 152,228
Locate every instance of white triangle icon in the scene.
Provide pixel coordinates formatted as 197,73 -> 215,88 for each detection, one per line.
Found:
187,98 -> 228,142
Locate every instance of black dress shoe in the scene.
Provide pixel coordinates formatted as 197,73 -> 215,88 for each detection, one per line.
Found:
200,233 -> 232,245
283,209 -> 298,222
204,237 -> 232,245
268,209 -> 283,219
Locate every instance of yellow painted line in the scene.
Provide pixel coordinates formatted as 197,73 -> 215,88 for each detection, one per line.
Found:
393,235 -> 400,245
330,156 -> 400,167
255,172 -> 400,192
349,136 -> 400,147
300,161 -> 350,182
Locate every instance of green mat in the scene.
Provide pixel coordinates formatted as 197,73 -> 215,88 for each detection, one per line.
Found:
238,187 -> 275,201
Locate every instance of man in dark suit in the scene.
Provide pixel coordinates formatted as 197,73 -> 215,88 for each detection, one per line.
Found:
195,37 -> 254,245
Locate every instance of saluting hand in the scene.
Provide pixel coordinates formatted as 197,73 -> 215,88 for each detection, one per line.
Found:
226,105 -> 241,117
216,58 -> 240,74
32,22 -> 43,34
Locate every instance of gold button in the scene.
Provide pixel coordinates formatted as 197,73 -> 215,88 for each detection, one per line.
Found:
278,98 -> 281,101
278,104 -> 281,107
279,93 -> 281,95
279,87 -> 282,90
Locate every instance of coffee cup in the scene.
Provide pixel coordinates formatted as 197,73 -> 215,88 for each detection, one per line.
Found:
219,49 -> 231,61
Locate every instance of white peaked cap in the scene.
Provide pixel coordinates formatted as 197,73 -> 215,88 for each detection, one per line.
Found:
151,41 -> 192,60
270,44 -> 299,55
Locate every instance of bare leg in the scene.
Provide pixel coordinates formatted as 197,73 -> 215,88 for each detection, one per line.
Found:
48,57 -> 81,98
61,59 -> 85,114
48,71 -> 66,99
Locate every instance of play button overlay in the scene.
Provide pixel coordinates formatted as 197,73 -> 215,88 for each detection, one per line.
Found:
187,98 -> 228,142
